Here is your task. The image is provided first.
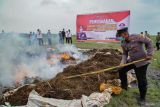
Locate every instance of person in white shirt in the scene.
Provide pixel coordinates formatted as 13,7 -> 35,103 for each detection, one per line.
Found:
37,29 -> 43,46
66,29 -> 72,44
66,31 -> 69,44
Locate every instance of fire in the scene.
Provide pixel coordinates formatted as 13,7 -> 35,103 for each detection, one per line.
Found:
61,53 -> 71,60
47,52 -> 71,65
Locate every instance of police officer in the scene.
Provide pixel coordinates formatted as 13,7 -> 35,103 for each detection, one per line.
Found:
116,27 -> 154,105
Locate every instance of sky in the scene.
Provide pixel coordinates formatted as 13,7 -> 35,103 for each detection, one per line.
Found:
0,0 -> 160,34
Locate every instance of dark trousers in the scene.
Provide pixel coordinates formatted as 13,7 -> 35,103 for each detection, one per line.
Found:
119,64 -> 148,100
156,42 -> 160,50
66,37 -> 72,44
66,37 -> 69,44
38,38 -> 43,46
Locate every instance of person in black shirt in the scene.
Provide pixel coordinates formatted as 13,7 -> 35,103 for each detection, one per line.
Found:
61,29 -> 66,44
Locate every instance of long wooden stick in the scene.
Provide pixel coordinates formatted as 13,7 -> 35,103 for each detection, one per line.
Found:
64,58 -> 146,79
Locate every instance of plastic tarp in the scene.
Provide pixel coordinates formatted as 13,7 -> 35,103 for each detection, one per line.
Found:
1,89 -> 112,107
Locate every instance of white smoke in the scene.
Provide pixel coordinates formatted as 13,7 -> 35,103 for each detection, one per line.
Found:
56,44 -> 88,61
0,33 -> 87,87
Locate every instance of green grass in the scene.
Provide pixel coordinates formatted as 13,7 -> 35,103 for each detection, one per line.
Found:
72,36 -> 120,49
106,77 -> 160,107
106,89 -> 139,107
150,50 -> 160,68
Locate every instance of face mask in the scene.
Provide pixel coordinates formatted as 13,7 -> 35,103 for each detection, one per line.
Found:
117,37 -> 125,41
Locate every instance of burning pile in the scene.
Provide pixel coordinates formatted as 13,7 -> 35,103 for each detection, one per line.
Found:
60,52 -> 76,64
47,48 -> 77,66
61,52 -> 71,60
0,48 -> 122,106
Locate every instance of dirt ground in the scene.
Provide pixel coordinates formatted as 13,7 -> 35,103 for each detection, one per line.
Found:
147,68 -> 160,80
0,48 -> 122,106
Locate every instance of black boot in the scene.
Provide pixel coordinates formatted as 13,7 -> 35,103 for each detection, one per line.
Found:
138,87 -> 147,105
138,98 -> 146,106
139,87 -> 147,100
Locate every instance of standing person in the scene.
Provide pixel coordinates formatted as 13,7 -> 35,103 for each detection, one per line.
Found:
144,31 -> 150,38
1,30 -> 4,33
32,32 -> 36,44
47,30 -> 52,46
67,29 -> 72,44
156,32 -> 160,50
61,29 -> 65,44
116,27 -> 154,105
28,32 -> 32,45
59,31 -> 62,44
37,29 -> 43,46
66,31 -> 69,44
140,32 -> 144,37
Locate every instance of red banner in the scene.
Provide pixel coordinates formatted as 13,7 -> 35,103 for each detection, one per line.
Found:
76,10 -> 130,42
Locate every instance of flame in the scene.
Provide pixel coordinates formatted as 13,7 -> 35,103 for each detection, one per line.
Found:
47,52 -> 71,65
61,53 -> 70,60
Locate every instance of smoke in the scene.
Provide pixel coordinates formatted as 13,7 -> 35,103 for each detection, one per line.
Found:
0,33 -> 26,86
0,33 -> 87,87
56,44 -> 88,61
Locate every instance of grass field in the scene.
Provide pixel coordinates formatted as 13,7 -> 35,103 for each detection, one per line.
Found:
71,35 -> 160,107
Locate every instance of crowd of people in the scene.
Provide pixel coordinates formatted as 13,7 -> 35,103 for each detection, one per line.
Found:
0,29 -> 73,46
59,29 -> 73,44
27,28 -> 73,47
